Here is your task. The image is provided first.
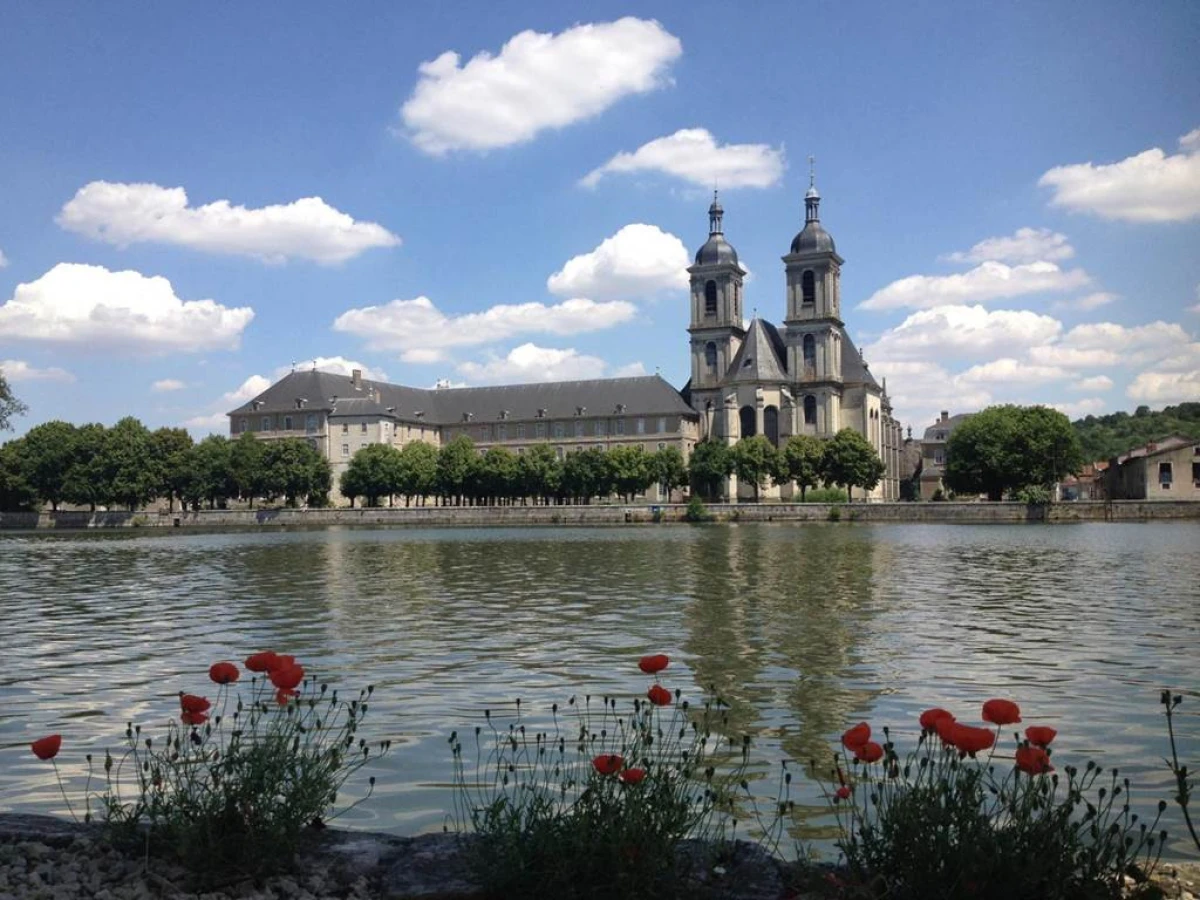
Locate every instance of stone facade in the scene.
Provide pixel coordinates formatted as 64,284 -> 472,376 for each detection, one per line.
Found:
1105,435 -> 1200,500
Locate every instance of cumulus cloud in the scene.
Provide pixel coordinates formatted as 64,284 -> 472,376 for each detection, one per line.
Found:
863,305 -> 1063,362
0,359 -> 75,383
869,360 -> 994,427
581,128 -> 785,189
152,379 -> 186,392
860,261 -> 1090,311
1038,127 -> 1200,222
456,343 -> 630,384
273,356 -> 387,382
547,224 -> 688,300
0,249 -> 8,268
58,182 -> 400,264
944,227 -> 1074,265
1053,292 -> 1118,312
1072,375 -> 1114,392
400,18 -> 681,155
1051,398 -> 1109,418
0,263 -> 254,351
333,295 -> 637,363
181,413 -> 229,434
955,358 -> 1070,385
181,374 -> 274,435
1189,284 -> 1200,314
1125,340 -> 1200,405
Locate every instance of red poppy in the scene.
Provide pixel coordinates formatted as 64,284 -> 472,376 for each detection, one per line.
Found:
31,734 -> 61,761
181,710 -> 209,727
592,754 -> 625,776
269,654 -> 296,672
619,767 -> 646,785
647,685 -> 672,706
275,687 -> 298,706
1025,726 -> 1057,748
269,664 -> 304,691
1015,744 -> 1053,775
180,694 -> 211,714
919,708 -> 955,731
935,716 -> 958,745
835,785 -> 851,801
948,723 -> 995,756
245,651 -> 279,673
854,741 -> 884,764
841,722 -> 871,750
638,654 -> 669,675
208,661 -> 240,685
982,699 -> 1021,726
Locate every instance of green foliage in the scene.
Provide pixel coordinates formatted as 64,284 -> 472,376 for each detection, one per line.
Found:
151,427 -> 195,511
437,435 -> 477,503
397,440 -> 439,504
0,367 -> 27,432
517,443 -> 562,503
259,438 -> 328,507
18,420 -> 78,510
0,440 -> 37,510
652,445 -> 689,499
562,447 -> 609,503
1014,484 -> 1052,504
605,445 -> 655,501
1073,402 -> 1200,461
62,423 -> 107,511
98,417 -> 162,512
731,435 -> 779,501
340,443 -> 404,507
821,428 -> 886,501
684,495 -> 710,523
689,440 -> 733,501
777,434 -> 826,499
229,431 -> 266,507
185,435 -> 236,509
803,487 -> 847,503
946,405 -> 1084,501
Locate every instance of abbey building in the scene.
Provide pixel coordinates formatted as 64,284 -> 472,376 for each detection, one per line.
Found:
229,180 -> 904,501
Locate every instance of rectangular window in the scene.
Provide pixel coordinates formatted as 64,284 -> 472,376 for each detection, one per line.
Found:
595,420 -> 606,436
636,418 -> 645,435
574,421 -> 584,437
305,414 -> 317,432
595,443 -> 605,451
657,417 -> 667,433
497,424 -> 507,440
479,426 -> 489,440
342,423 -> 349,434
536,423 -> 546,439
1192,461 -> 1200,485
262,416 -> 271,431
284,415 -> 293,430
554,422 -> 565,438
616,419 -> 625,435
556,446 -> 564,460
517,423 -> 525,439
657,442 -> 666,451
240,418 -> 248,433
341,444 -> 349,457
361,422 -> 368,434
1159,462 -> 1173,484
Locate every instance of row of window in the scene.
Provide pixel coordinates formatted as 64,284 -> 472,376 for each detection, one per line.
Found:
1158,461 -> 1200,488
340,441 -> 670,459
451,417 -> 670,442
703,334 -> 823,371
239,414 -> 321,433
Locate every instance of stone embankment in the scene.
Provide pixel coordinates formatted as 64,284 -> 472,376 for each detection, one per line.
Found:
2,500 -> 1200,530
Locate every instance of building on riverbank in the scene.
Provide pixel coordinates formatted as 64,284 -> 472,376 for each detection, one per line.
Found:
1105,435 -> 1200,500
229,178 -> 905,503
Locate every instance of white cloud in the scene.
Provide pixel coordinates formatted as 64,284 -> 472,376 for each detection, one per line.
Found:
870,360 -> 994,426
547,224 -> 688,300
611,362 -> 648,378
0,249 -> 8,268
400,18 -> 682,155
860,261 -> 1090,311
1189,284 -> 1200,314
1051,398 -> 1109,418
181,374 -> 273,435
944,227 -> 1074,265
0,263 -> 254,351
152,378 -> 186,392
1038,127 -> 1200,222
581,128 -> 785,189
1125,370 -> 1200,405
1072,375 -> 1114,392
1053,292 -> 1118,312
456,343 -> 623,384
863,305 -> 1063,362
1031,320 -> 1193,369
220,374 -> 272,407
58,182 -> 400,264
273,356 -> 387,382
955,357 -> 1069,385
333,295 -> 637,363
181,412 -> 229,434
0,359 -> 75,383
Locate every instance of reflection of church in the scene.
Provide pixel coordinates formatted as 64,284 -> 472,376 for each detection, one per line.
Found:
682,175 -> 903,500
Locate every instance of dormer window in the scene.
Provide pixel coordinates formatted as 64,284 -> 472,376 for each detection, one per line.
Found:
615,404 -> 626,414
575,406 -> 586,416
499,410 -> 510,420
462,412 -> 473,422
536,408 -> 547,418
252,400 -> 262,411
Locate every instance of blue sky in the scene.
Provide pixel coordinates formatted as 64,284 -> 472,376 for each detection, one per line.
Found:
1,1 -> 1198,438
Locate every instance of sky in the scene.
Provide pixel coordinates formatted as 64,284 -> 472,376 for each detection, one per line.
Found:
1,1 -> 1198,438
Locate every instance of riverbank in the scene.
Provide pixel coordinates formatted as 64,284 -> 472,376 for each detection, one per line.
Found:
2,499 -> 1199,530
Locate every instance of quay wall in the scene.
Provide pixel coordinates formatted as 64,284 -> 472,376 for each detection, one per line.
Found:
2,500 -> 1199,530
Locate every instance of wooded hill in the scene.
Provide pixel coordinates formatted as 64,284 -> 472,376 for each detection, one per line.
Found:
1072,402 -> 1200,462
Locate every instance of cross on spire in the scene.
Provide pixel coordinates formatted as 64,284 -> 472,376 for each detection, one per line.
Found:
808,155 -> 816,188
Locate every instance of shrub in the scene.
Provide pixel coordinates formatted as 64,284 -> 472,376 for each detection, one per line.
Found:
1014,484 -> 1052,505
824,701 -> 1166,900
827,506 -> 841,522
451,654 -> 750,900
803,487 -> 848,504
684,495 -> 710,522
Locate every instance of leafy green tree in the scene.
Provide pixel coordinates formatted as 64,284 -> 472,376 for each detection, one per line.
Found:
517,444 -> 561,505
651,445 -> 689,500
230,431 -> 266,507
1072,402 -> 1200,461
62,423 -> 107,511
946,405 -> 1083,501
0,368 -> 27,432
605,445 -> 654,501
562,448 -> 609,503
731,436 -> 779,501
96,417 -> 161,511
306,453 -> 333,507
340,443 -> 404,507
397,440 -> 438,505
821,428 -> 886,502
477,446 -> 519,505
19,420 -> 78,510
0,439 -> 37,510
688,440 -> 733,501
437,436 -> 477,505
260,438 -> 326,507
187,435 -> 235,509
776,434 -> 826,500
152,427 -> 195,511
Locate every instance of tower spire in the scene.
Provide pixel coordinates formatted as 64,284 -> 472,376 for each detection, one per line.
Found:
805,155 -> 820,223
708,189 -> 724,235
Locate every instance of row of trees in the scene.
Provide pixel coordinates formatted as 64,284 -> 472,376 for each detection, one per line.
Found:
1072,402 -> 1200,462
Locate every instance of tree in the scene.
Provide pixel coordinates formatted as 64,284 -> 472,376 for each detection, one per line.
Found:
96,417 -> 160,511
341,444 -> 404,507
230,431 -> 266,507
477,446 -> 519,505
605,445 -> 655,501
187,435 -> 235,509
777,434 -> 826,500
397,440 -> 438,505
517,444 -> 561,504
651,445 -> 688,500
62,423 -> 107,511
731,436 -> 779,501
0,367 -> 27,432
821,428 -> 886,502
0,439 -> 37,511
437,436 -> 476,505
19,420 -> 78,510
152,427 -> 195,512
561,448 -> 608,503
946,405 -> 1083,501
260,438 -> 326,507
689,440 -> 733,501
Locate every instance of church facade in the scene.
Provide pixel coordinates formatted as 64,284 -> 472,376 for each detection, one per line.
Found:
229,180 -> 903,502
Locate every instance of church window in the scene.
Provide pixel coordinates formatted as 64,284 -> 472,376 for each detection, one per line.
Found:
704,280 -> 718,316
764,406 -> 779,446
804,395 -> 817,425
802,270 -> 815,305
739,405 -> 756,438
704,341 -> 718,370
803,334 -> 816,372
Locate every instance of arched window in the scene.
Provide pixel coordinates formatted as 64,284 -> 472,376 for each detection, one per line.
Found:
802,270 -> 815,305
764,406 -> 779,446
704,341 -> 718,370
739,405 -> 756,438
705,280 -> 718,316
803,334 -> 817,373
804,395 -> 817,425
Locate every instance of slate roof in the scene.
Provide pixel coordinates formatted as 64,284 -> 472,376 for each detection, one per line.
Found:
921,414 -> 973,443
841,333 -> 880,389
1113,434 -> 1198,464
726,319 -> 788,383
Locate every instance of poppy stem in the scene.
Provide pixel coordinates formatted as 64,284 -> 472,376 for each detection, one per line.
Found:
1164,694 -> 1200,853
50,759 -> 78,824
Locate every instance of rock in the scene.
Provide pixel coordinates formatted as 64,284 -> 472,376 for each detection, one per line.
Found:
380,833 -> 485,899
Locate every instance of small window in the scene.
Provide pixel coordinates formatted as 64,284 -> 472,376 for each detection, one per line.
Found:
497,424 -> 507,440
284,416 -> 293,430
802,270 -> 815,304
616,419 -> 625,435
1192,461 -> 1200,484
361,422 -> 368,434
803,395 -> 817,425
803,334 -> 816,370
657,417 -> 667,433
739,405 -> 756,438
342,423 -> 349,434
657,442 -> 666,451
636,418 -> 645,434
554,422 -> 565,438
574,421 -> 584,437
704,341 -> 718,370
305,414 -> 316,431
536,423 -> 547,439
262,416 -> 271,431
240,418 -> 248,433
556,446 -> 564,460
341,444 -> 349,457
704,280 -> 718,316
596,420 -> 606,436
742,357 -> 753,368
479,426 -> 489,440
517,423 -> 525,439
1159,462 -> 1173,484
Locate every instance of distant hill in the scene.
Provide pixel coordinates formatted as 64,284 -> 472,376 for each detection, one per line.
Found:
1072,402 -> 1200,461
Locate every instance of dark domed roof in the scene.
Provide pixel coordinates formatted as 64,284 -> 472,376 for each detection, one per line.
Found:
695,234 -> 739,265
790,221 -> 836,254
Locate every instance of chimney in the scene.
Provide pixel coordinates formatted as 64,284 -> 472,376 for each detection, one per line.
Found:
351,369 -> 363,391
940,410 -> 949,423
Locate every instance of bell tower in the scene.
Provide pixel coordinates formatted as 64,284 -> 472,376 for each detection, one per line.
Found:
687,192 -> 746,390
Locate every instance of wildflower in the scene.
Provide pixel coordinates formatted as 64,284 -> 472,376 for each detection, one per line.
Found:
180,694 -> 211,715
1015,744 -> 1054,775
647,684 -> 672,706
854,741 -> 884,764
181,710 -> 209,727
1025,725 -> 1057,747
31,735 -> 62,760
269,664 -> 305,691
208,661 -> 240,685
835,785 -> 851,801
245,651 -> 279,672
919,707 -> 954,731
619,767 -> 647,785
270,654 -> 296,672
275,688 -> 298,706
592,754 -> 624,776
935,716 -> 958,745
982,699 -> 1021,726
948,723 -> 995,756
841,722 -> 871,750
638,654 -> 669,675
